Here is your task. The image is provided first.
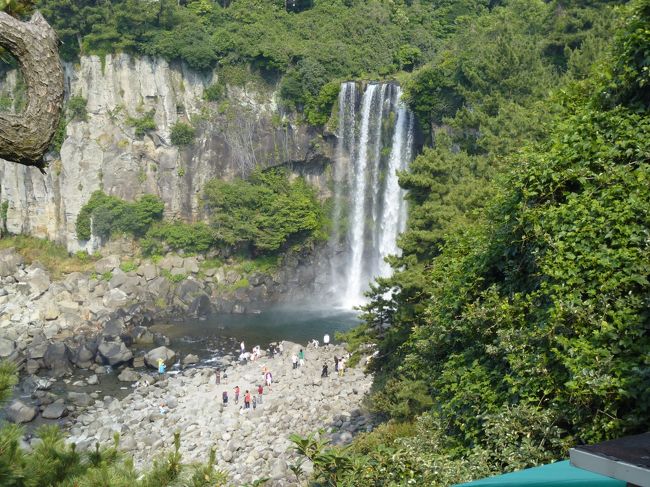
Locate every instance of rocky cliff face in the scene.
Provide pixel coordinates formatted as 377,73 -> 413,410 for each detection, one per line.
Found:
0,54 -> 332,252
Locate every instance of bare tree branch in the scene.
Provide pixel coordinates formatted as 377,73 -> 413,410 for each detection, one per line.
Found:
0,11 -> 63,173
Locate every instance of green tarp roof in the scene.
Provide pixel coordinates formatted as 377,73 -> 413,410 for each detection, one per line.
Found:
454,460 -> 626,487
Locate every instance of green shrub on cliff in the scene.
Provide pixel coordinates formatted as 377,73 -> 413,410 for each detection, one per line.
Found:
76,191 -> 164,241
170,122 -> 196,147
203,168 -> 326,254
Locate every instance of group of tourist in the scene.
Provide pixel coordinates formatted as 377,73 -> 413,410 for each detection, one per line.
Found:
217,334 -> 342,414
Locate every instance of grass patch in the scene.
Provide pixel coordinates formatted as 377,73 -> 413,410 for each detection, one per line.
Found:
119,260 -> 137,273
0,235 -> 98,279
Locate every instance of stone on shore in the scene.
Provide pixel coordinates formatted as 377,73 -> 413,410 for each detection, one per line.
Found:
144,346 -> 176,368
6,400 -> 38,423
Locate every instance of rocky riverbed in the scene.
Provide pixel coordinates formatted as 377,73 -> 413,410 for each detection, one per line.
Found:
66,342 -> 373,486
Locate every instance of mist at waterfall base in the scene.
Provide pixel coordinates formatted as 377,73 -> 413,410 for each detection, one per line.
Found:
329,81 -> 415,308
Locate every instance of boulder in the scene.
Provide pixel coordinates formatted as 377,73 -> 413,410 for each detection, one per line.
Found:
6,400 -> 37,423
41,400 -> 67,419
41,303 -> 59,321
109,270 -> 127,289
132,326 -> 154,345
25,359 -> 40,375
103,288 -> 128,309
188,294 -> 213,318
118,368 -> 140,382
141,263 -> 158,281
67,391 -> 92,407
102,318 -> 125,338
70,343 -> 96,368
144,346 -> 177,368
183,257 -> 199,274
182,354 -> 199,365
87,374 -> 99,385
26,268 -> 50,294
176,279 -> 202,305
94,255 -> 120,274
43,342 -> 71,377
97,337 -> 133,366
0,338 -> 15,358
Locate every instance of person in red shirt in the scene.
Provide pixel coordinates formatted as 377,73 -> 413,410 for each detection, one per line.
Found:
257,384 -> 264,404
244,390 -> 251,409
234,385 -> 240,404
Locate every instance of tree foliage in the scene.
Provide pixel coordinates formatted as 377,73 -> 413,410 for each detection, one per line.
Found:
76,191 -> 164,241
203,168 -> 326,255
326,0 -> 650,483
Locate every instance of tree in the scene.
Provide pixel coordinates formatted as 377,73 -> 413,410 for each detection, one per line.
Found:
0,10 -> 63,171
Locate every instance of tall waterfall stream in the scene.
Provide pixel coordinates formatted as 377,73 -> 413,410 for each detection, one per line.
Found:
330,82 -> 415,307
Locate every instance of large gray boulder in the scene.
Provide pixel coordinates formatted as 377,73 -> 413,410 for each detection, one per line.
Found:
0,248 -> 23,277
117,368 -> 140,382
0,338 -> 15,358
94,255 -> 120,274
6,400 -> 37,423
97,337 -> 133,366
43,342 -> 71,377
103,288 -> 128,309
26,268 -> 50,294
144,346 -> 177,368
41,400 -> 67,419
67,391 -> 92,407
141,263 -> 158,281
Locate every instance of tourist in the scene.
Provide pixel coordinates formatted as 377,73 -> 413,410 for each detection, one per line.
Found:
321,363 -> 328,377
310,339 -> 319,348
240,341 -> 245,354
265,371 -> 273,388
292,353 -> 298,369
215,368 -> 221,385
278,342 -> 284,355
234,385 -> 240,404
298,349 -> 305,367
222,390 -> 228,407
334,356 -> 339,374
323,333 -> 330,346
244,390 -> 251,409
252,395 -> 257,410
339,357 -> 346,377
257,384 -> 264,404
157,358 -> 166,377
159,402 -> 167,415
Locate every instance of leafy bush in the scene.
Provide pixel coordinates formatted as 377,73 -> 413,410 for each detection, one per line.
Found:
127,110 -> 156,137
119,260 -> 137,273
203,82 -> 224,102
170,122 -> 195,146
76,191 -> 164,241
68,95 -> 88,121
144,221 -> 216,254
203,168 -> 325,254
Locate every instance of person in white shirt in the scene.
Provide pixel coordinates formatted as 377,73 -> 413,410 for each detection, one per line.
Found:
323,334 -> 330,346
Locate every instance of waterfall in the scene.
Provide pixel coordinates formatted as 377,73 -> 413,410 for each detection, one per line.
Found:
330,82 -> 415,307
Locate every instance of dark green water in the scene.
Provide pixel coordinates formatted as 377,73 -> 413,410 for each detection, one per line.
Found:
150,306 -> 361,363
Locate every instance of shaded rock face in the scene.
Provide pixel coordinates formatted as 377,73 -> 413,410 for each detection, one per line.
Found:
0,54 -> 332,252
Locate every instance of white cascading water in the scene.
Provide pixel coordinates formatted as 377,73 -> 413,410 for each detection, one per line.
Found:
331,82 -> 415,307
378,87 -> 414,277
344,84 -> 379,304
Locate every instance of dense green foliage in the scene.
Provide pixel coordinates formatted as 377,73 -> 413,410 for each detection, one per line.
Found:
34,0 -> 491,125
76,191 -> 165,241
77,170 -> 324,257
143,221 -> 216,255
302,0 -> 650,484
127,111 -> 157,137
169,122 -> 196,146
203,168 -> 326,254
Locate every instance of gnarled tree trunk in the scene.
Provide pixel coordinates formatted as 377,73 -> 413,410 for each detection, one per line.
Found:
0,11 -> 63,172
